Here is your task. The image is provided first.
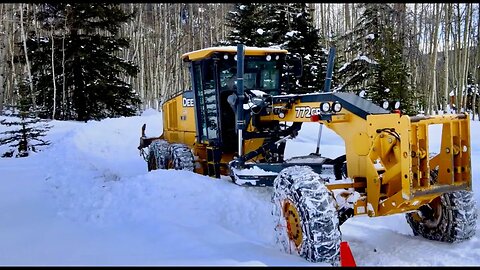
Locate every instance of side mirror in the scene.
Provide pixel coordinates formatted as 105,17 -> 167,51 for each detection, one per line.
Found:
285,54 -> 303,78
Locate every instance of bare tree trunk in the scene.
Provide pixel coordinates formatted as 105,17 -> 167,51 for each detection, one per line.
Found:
410,3 -> 419,105
454,4 -> 462,111
443,3 -> 451,113
476,4 -> 480,120
320,4 -> 325,39
0,4 -> 6,112
8,4 -> 19,106
428,4 -> 441,114
51,27 -> 57,119
19,3 -> 37,111
343,3 -> 351,60
0,36 -> 5,113
62,11 -> 67,119
460,3 -> 472,111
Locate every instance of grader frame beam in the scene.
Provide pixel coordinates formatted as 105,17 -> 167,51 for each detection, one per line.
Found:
313,110 -> 470,217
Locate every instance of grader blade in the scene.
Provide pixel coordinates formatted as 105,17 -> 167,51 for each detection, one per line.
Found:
229,156 -> 336,187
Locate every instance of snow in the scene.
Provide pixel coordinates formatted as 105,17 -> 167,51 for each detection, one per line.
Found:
355,55 -> 378,65
285,31 -> 299,37
338,62 -> 350,72
1,110 -> 480,266
365,33 -> 375,40
256,29 -> 264,35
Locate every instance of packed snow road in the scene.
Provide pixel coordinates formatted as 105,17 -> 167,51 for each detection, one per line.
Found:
0,109 -> 479,266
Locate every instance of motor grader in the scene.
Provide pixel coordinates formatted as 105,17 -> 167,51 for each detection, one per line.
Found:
137,44 -> 477,265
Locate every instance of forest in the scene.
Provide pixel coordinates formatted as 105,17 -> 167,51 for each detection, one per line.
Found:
0,3 -> 478,120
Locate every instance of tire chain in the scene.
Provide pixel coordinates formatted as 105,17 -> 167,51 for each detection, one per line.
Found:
406,190 -> 477,243
169,143 -> 195,171
271,165 -> 341,265
148,140 -> 170,170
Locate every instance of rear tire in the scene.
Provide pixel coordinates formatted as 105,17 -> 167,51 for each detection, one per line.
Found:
406,190 -> 477,243
169,144 -> 195,171
147,140 -> 170,171
272,166 -> 341,265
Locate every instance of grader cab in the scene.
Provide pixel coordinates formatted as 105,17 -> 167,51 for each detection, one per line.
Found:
138,45 -> 477,265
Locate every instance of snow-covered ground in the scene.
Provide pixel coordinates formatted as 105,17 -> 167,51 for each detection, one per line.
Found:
0,109 -> 479,266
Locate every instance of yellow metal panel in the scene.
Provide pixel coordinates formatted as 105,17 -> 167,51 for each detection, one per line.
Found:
162,93 -> 197,148
353,132 -> 370,156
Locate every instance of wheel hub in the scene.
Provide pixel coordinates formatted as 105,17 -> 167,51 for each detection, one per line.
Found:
283,199 -> 303,248
416,196 -> 443,228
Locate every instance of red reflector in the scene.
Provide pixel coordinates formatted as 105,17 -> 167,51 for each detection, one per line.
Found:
393,109 -> 401,114
310,114 -> 319,122
340,241 -> 356,267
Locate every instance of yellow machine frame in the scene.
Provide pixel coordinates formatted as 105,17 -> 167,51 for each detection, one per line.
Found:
157,47 -> 472,219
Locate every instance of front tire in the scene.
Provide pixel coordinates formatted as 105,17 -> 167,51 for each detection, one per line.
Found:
272,166 -> 341,265
406,190 -> 477,243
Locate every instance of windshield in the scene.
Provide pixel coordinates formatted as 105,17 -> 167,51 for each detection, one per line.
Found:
219,56 -> 281,95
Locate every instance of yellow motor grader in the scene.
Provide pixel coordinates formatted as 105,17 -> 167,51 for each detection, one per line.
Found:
138,44 -> 477,265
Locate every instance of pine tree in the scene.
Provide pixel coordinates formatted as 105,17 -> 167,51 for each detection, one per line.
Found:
281,3 -> 328,93
15,3 -> 140,121
221,3 -> 329,94
220,3 -> 270,47
335,3 -> 416,114
0,82 -> 50,158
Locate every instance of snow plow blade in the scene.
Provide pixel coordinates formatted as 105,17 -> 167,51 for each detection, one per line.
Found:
229,155 -> 337,186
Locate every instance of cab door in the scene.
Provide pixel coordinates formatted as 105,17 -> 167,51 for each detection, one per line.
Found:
191,59 -> 220,144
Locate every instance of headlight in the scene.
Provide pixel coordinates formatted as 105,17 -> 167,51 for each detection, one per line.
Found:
394,101 -> 400,109
332,101 -> 342,113
266,55 -> 272,61
382,101 -> 389,109
320,102 -> 331,113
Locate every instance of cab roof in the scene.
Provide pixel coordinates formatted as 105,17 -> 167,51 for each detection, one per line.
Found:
181,46 -> 288,61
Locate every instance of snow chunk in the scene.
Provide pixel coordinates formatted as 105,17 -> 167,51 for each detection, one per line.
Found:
250,90 -> 268,97
367,203 -> 375,215
365,33 -> 375,40
286,30 -> 299,37
141,108 -> 160,116
355,55 -> 378,64
231,166 -> 278,176
257,29 -> 264,35
239,5 -> 246,10
338,62 -> 350,72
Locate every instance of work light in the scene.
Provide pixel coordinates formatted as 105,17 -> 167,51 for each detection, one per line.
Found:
382,101 -> 389,110
332,101 -> 342,113
320,102 -> 331,113
394,101 -> 400,109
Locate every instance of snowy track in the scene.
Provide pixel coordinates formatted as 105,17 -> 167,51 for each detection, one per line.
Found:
0,110 -> 479,266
